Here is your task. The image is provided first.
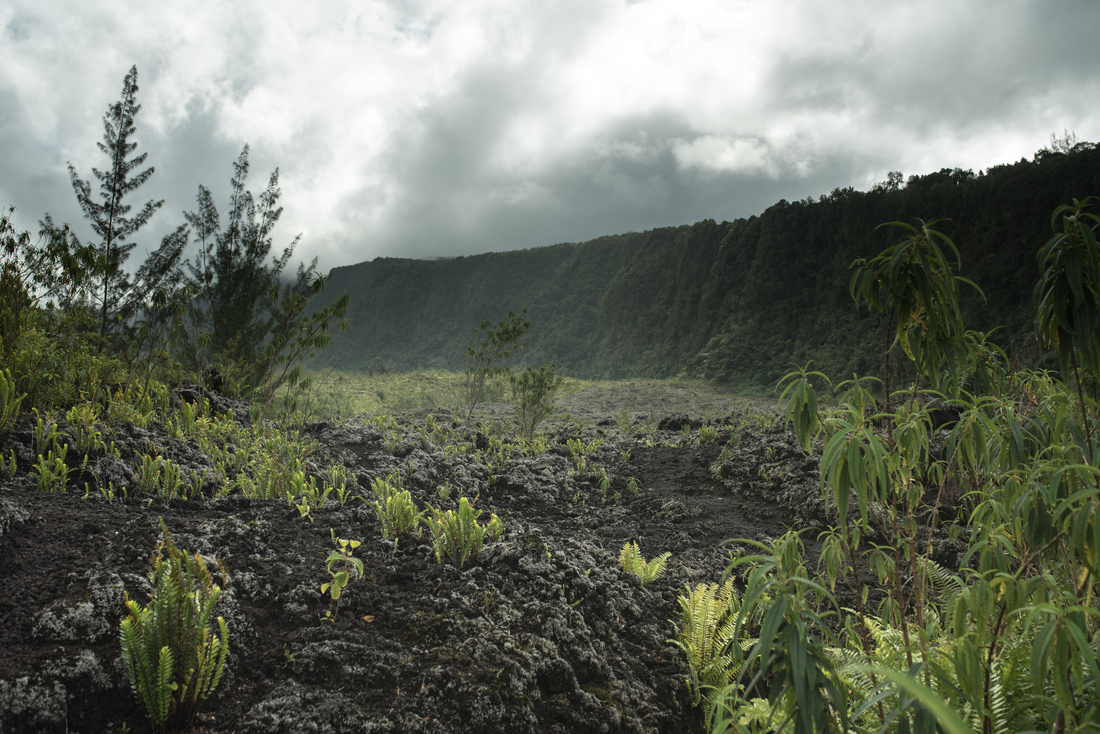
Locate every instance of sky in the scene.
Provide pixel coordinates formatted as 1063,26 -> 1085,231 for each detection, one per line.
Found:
2,0 -> 1099,275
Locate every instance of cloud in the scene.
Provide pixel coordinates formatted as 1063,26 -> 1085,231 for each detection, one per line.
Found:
673,136 -> 776,177
1,0 -> 1099,273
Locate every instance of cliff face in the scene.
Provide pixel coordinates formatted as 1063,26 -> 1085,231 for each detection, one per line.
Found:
313,147 -> 1100,388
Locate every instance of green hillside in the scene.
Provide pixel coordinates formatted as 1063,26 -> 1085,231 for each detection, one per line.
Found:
314,144 -> 1100,389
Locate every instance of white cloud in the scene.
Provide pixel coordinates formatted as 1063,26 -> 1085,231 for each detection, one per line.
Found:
673,136 -> 775,176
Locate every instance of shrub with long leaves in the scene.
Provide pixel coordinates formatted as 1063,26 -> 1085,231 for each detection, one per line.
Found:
849,219 -> 981,397
711,532 -> 850,734
704,206 -> 1100,733
119,520 -> 229,733
1036,196 -> 1100,385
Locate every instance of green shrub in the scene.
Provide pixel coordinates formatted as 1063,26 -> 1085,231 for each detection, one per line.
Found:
464,310 -> 529,420
0,262 -> 30,363
0,210 -> 37,364
702,206 -> 1100,732
510,362 -> 563,440
119,520 -> 229,733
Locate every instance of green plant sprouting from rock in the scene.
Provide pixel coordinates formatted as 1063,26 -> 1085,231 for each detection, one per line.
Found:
137,454 -> 203,500
65,401 -> 108,455
119,520 -> 229,734
423,497 -> 504,569
320,530 -> 363,623
372,489 -> 424,548
672,577 -> 757,726
32,446 -> 73,493
619,541 -> 669,585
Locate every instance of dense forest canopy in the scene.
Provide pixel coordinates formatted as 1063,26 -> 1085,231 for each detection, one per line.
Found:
313,142 -> 1100,390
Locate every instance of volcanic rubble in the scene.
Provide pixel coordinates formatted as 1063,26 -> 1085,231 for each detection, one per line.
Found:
0,382 -> 848,733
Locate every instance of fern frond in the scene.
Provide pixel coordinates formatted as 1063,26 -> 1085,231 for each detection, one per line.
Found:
988,672 -> 1009,734
153,645 -> 177,725
207,616 -> 230,696
641,551 -> 671,584
620,541 -> 642,573
920,558 -> 963,603
120,610 -> 157,709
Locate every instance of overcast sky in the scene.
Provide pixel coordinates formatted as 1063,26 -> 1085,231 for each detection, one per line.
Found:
2,0 -> 1099,274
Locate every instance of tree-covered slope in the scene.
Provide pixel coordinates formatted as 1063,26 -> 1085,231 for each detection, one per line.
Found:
313,145 -> 1100,389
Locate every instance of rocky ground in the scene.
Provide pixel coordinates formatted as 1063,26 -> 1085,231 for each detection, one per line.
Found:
0,381 -> 826,733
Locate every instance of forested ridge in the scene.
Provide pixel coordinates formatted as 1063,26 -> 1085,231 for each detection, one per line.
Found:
315,143 -> 1100,388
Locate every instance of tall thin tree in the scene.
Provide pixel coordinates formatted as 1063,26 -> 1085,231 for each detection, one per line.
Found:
66,65 -> 165,338
183,185 -> 220,293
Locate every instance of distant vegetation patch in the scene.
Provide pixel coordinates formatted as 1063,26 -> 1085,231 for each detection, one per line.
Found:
299,368 -> 592,417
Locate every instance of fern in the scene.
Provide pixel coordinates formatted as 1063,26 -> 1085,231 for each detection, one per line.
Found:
619,541 -> 670,585
828,602 -> 1048,734
373,489 -> 424,545
370,474 -> 401,502
153,646 -> 176,724
673,578 -> 758,726
119,519 -> 229,733
136,454 -> 190,499
0,368 -> 25,435
423,497 -> 503,569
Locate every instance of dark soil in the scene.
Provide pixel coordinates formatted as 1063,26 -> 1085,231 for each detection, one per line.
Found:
0,382 -> 823,733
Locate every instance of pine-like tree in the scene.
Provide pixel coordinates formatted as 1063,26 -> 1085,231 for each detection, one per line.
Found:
175,144 -> 348,403
64,65 -> 180,339
183,185 -> 219,293
180,144 -> 298,372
